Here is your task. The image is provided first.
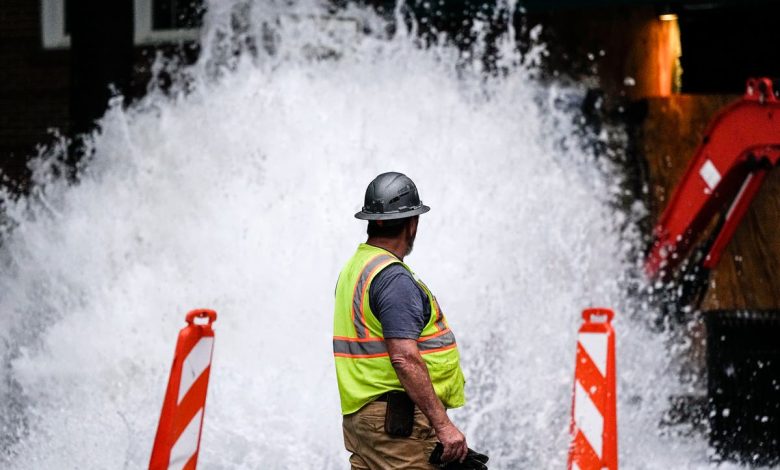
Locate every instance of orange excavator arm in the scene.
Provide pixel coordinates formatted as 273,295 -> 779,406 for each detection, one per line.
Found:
645,78 -> 780,281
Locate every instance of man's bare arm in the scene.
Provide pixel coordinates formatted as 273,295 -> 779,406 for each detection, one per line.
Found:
386,338 -> 467,463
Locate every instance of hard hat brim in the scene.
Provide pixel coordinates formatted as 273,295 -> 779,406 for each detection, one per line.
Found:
354,205 -> 430,220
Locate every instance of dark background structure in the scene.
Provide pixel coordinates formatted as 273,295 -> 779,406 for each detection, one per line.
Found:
0,0 -> 778,465
0,0 -> 200,189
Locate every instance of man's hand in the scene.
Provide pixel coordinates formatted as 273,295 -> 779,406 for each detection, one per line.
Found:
385,338 -> 468,463
435,421 -> 468,463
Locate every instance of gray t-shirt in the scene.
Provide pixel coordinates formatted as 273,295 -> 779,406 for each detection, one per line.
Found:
368,263 -> 431,339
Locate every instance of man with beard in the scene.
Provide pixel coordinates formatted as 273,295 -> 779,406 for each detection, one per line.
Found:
333,172 -> 470,469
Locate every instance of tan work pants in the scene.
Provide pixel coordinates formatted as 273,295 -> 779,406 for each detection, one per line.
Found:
342,400 -> 439,470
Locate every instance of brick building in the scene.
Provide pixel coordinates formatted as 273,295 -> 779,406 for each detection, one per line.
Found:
0,0 -> 200,189
1,0 -> 69,187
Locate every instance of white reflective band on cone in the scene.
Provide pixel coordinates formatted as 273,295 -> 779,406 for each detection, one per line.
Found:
168,409 -> 203,470
178,337 -> 214,403
574,381 -> 604,459
578,332 -> 607,377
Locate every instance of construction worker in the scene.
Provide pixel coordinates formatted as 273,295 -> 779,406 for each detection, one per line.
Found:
333,172 -> 480,469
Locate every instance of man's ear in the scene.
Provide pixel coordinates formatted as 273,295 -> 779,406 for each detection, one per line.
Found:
408,216 -> 418,235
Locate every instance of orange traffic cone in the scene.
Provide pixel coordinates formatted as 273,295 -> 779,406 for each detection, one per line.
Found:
149,309 -> 217,470
568,308 -> 617,470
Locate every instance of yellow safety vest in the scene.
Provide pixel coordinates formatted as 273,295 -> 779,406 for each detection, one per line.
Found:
333,243 -> 466,415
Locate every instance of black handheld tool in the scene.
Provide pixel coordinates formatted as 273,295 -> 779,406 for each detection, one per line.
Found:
429,442 -> 489,469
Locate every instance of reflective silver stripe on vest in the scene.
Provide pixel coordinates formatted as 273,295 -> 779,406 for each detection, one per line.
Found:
352,254 -> 396,338
333,339 -> 388,356
333,329 -> 456,357
418,279 -> 447,332
418,330 -> 456,351
433,298 -> 447,332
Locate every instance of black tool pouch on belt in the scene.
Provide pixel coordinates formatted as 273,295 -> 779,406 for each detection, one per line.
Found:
384,392 -> 415,437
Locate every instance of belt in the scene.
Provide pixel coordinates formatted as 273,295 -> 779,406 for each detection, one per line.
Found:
374,392 -> 410,402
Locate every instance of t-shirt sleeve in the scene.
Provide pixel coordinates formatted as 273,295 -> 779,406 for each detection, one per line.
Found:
369,264 -> 430,339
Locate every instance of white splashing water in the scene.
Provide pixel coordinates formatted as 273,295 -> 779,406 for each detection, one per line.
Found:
0,1 -> 741,468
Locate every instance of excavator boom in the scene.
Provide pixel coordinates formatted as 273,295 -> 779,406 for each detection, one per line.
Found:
646,78 -> 780,280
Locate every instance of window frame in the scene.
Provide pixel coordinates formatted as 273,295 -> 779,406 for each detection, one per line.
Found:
40,0 -> 200,50
133,0 -> 200,45
40,0 -> 70,49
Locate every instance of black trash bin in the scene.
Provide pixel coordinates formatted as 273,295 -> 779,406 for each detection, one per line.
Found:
705,310 -> 780,466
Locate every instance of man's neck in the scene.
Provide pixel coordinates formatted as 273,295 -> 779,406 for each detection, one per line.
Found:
366,238 -> 406,261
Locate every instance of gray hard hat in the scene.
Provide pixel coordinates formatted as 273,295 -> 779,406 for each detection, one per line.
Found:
355,172 -> 431,220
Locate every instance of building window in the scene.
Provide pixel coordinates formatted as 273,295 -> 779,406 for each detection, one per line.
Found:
134,0 -> 203,45
41,0 -> 70,49
40,0 -> 203,49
